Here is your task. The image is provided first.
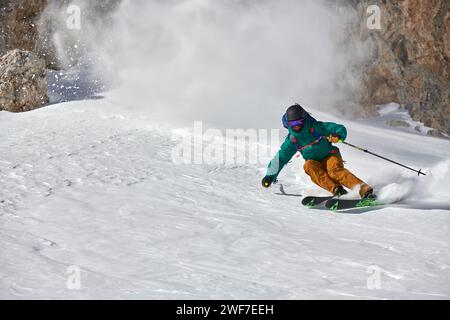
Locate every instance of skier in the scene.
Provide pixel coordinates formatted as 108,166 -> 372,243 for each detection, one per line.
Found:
261,104 -> 374,199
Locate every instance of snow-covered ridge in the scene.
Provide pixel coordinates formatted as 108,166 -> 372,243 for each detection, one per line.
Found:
361,103 -> 449,138
1,98 -> 449,299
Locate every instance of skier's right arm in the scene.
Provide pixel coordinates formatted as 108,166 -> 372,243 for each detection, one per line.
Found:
263,137 -> 297,186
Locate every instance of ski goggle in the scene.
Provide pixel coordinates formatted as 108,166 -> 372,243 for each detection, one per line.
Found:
287,119 -> 305,128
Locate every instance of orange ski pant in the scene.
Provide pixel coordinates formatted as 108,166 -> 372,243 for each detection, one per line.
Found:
303,154 -> 364,193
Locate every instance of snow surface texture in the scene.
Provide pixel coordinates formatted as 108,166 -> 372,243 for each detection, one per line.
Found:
1,98 -> 449,299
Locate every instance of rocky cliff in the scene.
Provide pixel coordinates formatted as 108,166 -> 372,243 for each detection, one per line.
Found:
0,0 -> 47,56
353,0 -> 449,136
0,0 -> 48,112
0,49 -> 48,112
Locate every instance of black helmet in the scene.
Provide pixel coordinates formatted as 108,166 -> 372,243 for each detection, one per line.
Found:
285,103 -> 307,121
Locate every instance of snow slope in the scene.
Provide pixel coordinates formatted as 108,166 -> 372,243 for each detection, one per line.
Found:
1,97 -> 449,299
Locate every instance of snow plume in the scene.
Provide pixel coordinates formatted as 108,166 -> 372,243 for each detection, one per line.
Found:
111,0 -> 361,127
41,0 -> 362,127
38,0 -> 121,101
39,0 -> 121,69
377,160 -> 450,204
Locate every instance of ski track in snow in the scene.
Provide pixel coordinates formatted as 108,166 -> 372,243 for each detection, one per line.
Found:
1,98 -> 449,299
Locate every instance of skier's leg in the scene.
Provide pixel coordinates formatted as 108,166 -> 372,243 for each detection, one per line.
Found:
304,160 -> 339,193
325,155 -> 373,197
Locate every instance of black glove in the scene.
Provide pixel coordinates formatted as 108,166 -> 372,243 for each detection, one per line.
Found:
261,176 -> 273,188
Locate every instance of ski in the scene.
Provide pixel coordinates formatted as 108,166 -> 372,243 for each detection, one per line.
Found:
301,195 -> 334,208
325,197 -> 383,211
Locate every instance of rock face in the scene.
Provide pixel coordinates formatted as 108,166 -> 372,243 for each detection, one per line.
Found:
0,0 -> 48,112
354,0 -> 450,135
0,49 -> 49,112
0,0 -> 48,56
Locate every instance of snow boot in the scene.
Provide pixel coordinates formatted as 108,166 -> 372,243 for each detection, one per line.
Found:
333,185 -> 348,197
359,184 -> 376,199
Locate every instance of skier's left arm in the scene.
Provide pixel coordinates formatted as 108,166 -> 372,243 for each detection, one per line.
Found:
264,137 -> 297,182
315,121 -> 347,142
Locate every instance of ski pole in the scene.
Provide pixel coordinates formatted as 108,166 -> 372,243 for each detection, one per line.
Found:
341,141 -> 426,176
